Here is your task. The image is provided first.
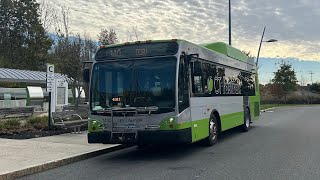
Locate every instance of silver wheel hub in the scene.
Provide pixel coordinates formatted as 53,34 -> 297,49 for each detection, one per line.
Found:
210,119 -> 217,141
245,113 -> 250,127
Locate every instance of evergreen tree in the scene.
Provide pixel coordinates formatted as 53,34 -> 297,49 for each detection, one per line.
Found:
0,0 -> 52,71
272,61 -> 298,103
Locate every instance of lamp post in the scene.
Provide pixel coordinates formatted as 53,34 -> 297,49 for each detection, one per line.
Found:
229,0 -> 231,46
256,26 -> 278,66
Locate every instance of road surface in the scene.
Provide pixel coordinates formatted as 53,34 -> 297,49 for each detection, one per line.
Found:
21,106 -> 320,180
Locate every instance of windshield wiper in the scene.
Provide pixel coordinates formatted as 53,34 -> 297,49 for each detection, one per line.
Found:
136,106 -> 159,112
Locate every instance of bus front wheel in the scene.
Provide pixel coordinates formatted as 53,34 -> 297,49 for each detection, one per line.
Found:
205,115 -> 219,146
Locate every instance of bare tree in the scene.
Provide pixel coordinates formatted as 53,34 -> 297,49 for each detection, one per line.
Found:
132,26 -> 139,41
51,6 -> 70,38
38,0 -> 56,32
52,7 -> 97,108
126,26 -> 140,42
98,29 -> 118,45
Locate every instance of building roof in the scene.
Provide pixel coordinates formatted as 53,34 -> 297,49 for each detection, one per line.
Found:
0,68 -> 68,84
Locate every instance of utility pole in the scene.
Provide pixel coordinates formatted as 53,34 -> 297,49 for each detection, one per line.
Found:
229,0 -> 231,46
309,71 -> 314,84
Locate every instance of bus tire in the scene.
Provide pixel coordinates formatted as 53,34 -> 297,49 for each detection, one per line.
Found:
242,108 -> 251,132
205,115 -> 219,146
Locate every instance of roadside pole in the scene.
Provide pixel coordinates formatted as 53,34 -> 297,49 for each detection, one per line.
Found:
48,92 -> 52,129
47,64 -> 55,130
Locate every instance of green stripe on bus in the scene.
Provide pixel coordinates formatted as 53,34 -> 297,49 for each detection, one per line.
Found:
191,118 -> 209,142
221,111 -> 244,131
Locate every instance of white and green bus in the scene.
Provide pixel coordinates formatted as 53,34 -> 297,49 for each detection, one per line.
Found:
84,39 -> 260,146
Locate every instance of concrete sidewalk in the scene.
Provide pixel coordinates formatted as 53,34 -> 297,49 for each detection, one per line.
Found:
0,132 -> 125,180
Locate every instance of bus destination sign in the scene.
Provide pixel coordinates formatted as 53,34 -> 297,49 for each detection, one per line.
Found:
95,42 -> 178,60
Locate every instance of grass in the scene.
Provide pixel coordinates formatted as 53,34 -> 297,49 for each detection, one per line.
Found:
261,104 -> 320,110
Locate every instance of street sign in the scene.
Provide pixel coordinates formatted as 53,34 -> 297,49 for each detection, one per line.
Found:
46,64 -> 55,92
46,63 -> 55,129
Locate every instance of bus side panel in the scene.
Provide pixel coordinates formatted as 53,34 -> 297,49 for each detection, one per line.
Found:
191,118 -> 209,142
250,73 -> 261,120
190,105 -> 208,142
190,96 -> 243,142
250,95 -> 260,120
220,111 -> 244,131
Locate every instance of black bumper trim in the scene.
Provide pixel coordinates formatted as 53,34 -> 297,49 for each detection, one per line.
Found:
138,128 -> 192,144
87,128 -> 192,145
88,131 -> 111,144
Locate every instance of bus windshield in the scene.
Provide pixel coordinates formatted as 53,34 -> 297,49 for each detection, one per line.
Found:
91,57 -> 177,113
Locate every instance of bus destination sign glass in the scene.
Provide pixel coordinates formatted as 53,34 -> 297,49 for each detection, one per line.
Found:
95,42 -> 178,60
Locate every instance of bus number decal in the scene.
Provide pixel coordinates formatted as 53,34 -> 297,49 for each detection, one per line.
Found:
136,48 -> 148,56
110,49 -> 121,57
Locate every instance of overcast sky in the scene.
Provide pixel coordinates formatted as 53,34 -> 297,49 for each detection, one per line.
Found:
41,0 -> 320,61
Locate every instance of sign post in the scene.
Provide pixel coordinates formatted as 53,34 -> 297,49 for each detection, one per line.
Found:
47,64 -> 55,130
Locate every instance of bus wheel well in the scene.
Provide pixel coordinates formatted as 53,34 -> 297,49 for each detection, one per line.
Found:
211,110 -> 221,133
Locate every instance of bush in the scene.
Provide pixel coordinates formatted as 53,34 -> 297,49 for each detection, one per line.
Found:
27,116 -> 48,130
0,119 -> 21,131
0,123 -> 4,131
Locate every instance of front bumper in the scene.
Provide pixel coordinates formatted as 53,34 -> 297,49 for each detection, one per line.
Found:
88,128 -> 192,144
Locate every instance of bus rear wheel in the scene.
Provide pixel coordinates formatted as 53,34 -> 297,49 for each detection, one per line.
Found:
242,108 -> 251,132
205,115 -> 218,146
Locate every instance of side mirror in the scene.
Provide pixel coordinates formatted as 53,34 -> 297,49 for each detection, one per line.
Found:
83,68 -> 90,83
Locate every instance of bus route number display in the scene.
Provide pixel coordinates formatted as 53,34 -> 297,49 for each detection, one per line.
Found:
110,49 -> 121,57
96,42 -> 178,60
136,48 -> 148,56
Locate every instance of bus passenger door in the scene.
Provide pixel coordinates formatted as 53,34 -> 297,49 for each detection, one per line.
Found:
178,54 -> 191,133
189,57 -> 206,141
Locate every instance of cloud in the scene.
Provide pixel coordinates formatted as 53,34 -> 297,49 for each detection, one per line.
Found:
39,0 -> 320,61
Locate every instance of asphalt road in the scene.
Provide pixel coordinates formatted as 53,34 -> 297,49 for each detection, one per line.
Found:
21,106 -> 320,180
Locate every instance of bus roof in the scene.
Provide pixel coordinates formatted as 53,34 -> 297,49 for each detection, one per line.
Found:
100,39 -> 249,63
201,42 -> 248,62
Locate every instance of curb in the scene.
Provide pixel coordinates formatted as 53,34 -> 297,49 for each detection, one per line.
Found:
0,144 -> 129,180
260,107 -> 275,112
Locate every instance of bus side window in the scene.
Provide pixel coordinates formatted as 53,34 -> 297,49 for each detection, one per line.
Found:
202,62 -> 216,95
191,61 -> 203,94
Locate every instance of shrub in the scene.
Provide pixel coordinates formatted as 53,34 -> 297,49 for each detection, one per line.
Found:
0,123 -> 4,131
0,119 -> 21,131
27,116 -> 48,130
